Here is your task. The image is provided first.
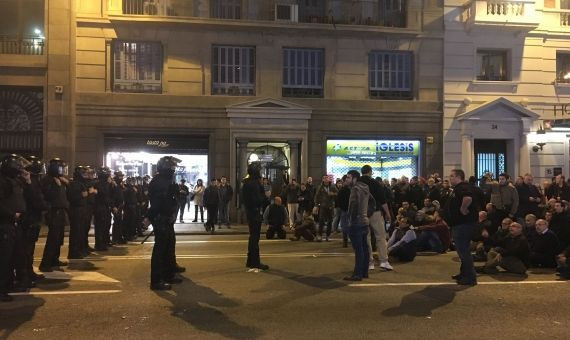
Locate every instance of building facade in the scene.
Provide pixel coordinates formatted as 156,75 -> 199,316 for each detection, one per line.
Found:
444,0 -> 570,182
1,0 -> 444,212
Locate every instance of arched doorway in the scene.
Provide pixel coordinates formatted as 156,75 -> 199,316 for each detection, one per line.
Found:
248,145 -> 289,184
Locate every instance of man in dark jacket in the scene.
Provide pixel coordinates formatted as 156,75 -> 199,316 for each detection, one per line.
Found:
242,163 -> 269,271
177,179 -> 190,223
217,176 -> 233,229
282,179 -> 300,227
314,175 -> 338,241
67,166 -> 90,259
407,176 -> 426,209
298,182 -> 314,218
263,196 -> 288,239
479,222 -> 529,275
111,171 -> 125,244
516,174 -> 542,220
203,178 -> 219,233
550,201 -> 570,249
337,175 -> 351,247
529,219 -> 560,268
94,167 -> 113,251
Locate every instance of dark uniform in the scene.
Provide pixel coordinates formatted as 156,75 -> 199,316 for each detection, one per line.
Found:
148,156 -> 184,290
83,166 -> 97,255
0,155 -> 29,301
241,163 -> 268,270
39,158 -> 69,272
94,167 -> 113,251
111,171 -> 125,244
67,166 -> 90,259
177,180 -> 190,222
123,177 -> 139,240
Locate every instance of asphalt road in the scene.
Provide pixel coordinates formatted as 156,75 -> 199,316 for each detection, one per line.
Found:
1,229 -> 570,339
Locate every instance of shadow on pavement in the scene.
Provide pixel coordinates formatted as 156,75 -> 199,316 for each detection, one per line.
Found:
154,277 -> 262,340
382,285 -> 469,317
0,294 -> 45,339
266,268 -> 347,290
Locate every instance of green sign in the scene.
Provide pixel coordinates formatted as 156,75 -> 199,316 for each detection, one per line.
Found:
327,139 -> 420,157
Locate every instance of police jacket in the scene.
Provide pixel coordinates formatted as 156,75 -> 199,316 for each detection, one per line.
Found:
23,175 -> 48,223
111,183 -> 125,210
242,177 -> 264,212
147,174 -> 178,221
124,186 -> 138,207
0,175 -> 26,224
41,175 -> 69,209
94,180 -> 113,209
67,179 -> 88,208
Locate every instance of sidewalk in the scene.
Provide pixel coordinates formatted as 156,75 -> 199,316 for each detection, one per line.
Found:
39,221 -> 250,237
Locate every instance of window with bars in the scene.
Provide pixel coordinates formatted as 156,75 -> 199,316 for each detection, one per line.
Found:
112,41 -> 162,93
379,0 -> 407,27
556,52 -> 570,83
369,51 -> 413,100
212,45 -> 255,96
476,50 -> 509,81
282,48 -> 324,98
211,0 -> 241,19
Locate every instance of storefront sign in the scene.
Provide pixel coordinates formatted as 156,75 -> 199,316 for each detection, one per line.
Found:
327,139 -> 420,157
146,140 -> 170,148
105,134 -> 209,154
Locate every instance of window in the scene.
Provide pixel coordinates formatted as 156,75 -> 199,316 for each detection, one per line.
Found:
556,52 -> 570,83
0,0 -> 44,55
369,51 -> 413,100
282,48 -> 324,98
299,0 -> 326,23
476,50 -> 508,81
112,41 -> 162,93
212,45 -> 255,96
562,0 -> 570,9
211,0 -> 241,19
379,0 -> 406,28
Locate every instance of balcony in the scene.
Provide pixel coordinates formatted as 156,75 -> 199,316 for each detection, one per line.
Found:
0,36 -> 44,55
462,0 -> 540,31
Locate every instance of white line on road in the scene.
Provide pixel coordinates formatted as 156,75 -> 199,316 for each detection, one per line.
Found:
34,253 -> 353,261
349,280 -> 567,287
36,239 -> 294,246
9,290 -> 122,296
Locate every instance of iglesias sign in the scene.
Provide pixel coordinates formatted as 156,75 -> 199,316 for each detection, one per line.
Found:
327,139 -> 420,157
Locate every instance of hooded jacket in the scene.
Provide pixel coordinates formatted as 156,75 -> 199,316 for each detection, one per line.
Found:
348,181 -> 371,227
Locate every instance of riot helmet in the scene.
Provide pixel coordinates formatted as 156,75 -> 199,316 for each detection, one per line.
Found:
156,156 -> 181,178
0,154 -> 31,178
114,170 -> 124,183
97,166 -> 112,181
85,165 -> 97,180
126,177 -> 136,187
25,156 -> 46,175
47,158 -> 67,177
74,165 -> 90,181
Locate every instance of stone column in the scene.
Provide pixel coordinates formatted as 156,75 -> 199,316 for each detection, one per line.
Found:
461,134 -> 473,178
237,139 -> 249,180
288,140 -> 300,181
519,119 -> 531,176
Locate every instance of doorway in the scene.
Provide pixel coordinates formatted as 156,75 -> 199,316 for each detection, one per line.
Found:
474,139 -> 507,180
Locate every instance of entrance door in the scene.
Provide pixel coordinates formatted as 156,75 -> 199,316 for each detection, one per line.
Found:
474,139 -> 507,180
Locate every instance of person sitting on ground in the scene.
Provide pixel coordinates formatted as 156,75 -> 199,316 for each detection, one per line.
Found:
263,196 -> 288,239
420,198 -> 436,215
523,214 -> 538,244
400,201 -> 417,224
387,217 -> 417,262
478,222 -> 529,275
290,210 -> 317,242
415,212 -> 450,253
556,245 -> 570,279
472,211 -> 493,261
529,219 -> 560,268
485,203 -> 501,235
550,201 -> 570,249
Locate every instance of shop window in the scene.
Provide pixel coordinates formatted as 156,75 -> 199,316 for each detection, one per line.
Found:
369,51 -> 413,100
282,48 -> 324,98
212,45 -> 255,96
379,0 -> 406,28
476,50 -> 509,81
0,0 -> 44,55
211,0 -> 241,19
112,41 -> 162,93
556,52 -> 570,83
299,0 -> 326,23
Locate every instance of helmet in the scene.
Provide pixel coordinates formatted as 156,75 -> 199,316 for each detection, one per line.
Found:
126,177 -> 136,186
157,156 -> 181,178
0,154 -> 31,178
47,158 -> 67,177
85,165 -> 97,180
114,170 -> 124,183
247,162 -> 262,179
97,166 -> 112,180
74,165 -> 90,181
25,156 -> 46,175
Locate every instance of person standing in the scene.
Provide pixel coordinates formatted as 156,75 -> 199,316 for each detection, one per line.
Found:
148,156 -> 184,291
443,169 -> 478,286
283,179 -> 300,228
94,167 -> 113,251
177,179 -> 190,223
111,171 -> 126,244
123,177 -> 139,240
203,178 -> 220,233
217,176 -> 234,229
39,158 -> 70,272
314,175 -> 338,241
242,163 -> 269,271
191,179 -> 205,223
67,166 -> 90,259
344,170 -> 372,281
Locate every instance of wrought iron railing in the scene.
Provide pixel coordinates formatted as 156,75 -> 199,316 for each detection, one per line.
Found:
0,36 -> 44,55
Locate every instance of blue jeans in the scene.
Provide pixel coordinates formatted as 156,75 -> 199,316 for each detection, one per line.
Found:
416,231 -> 444,253
218,202 -> 230,225
340,211 -> 349,243
348,225 -> 369,279
452,223 -> 476,282
332,207 -> 342,232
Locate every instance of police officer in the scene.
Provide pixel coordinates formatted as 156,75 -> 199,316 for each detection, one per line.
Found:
148,156 -> 184,290
94,167 -> 113,251
67,166 -> 90,259
20,156 -> 48,285
123,177 -> 138,241
82,166 -> 97,256
241,162 -> 269,271
39,158 -> 70,272
0,154 -> 29,301
111,171 -> 126,244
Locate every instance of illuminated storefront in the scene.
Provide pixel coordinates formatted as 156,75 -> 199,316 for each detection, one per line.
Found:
326,139 -> 421,181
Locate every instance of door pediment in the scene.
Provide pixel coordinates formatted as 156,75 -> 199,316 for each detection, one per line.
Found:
226,98 -> 312,119
457,97 -> 539,122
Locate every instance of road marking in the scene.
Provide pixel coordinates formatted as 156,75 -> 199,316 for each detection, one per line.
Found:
35,252 -> 353,261
9,290 -> 122,296
37,269 -> 120,283
36,239 -> 296,246
349,280 -> 567,287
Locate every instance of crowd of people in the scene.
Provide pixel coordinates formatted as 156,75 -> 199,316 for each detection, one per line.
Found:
2,151 -> 570,301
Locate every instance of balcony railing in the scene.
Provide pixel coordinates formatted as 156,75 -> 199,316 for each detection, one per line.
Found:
561,12 -> 570,26
122,0 -> 191,16
462,0 -> 539,29
0,36 -> 44,55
